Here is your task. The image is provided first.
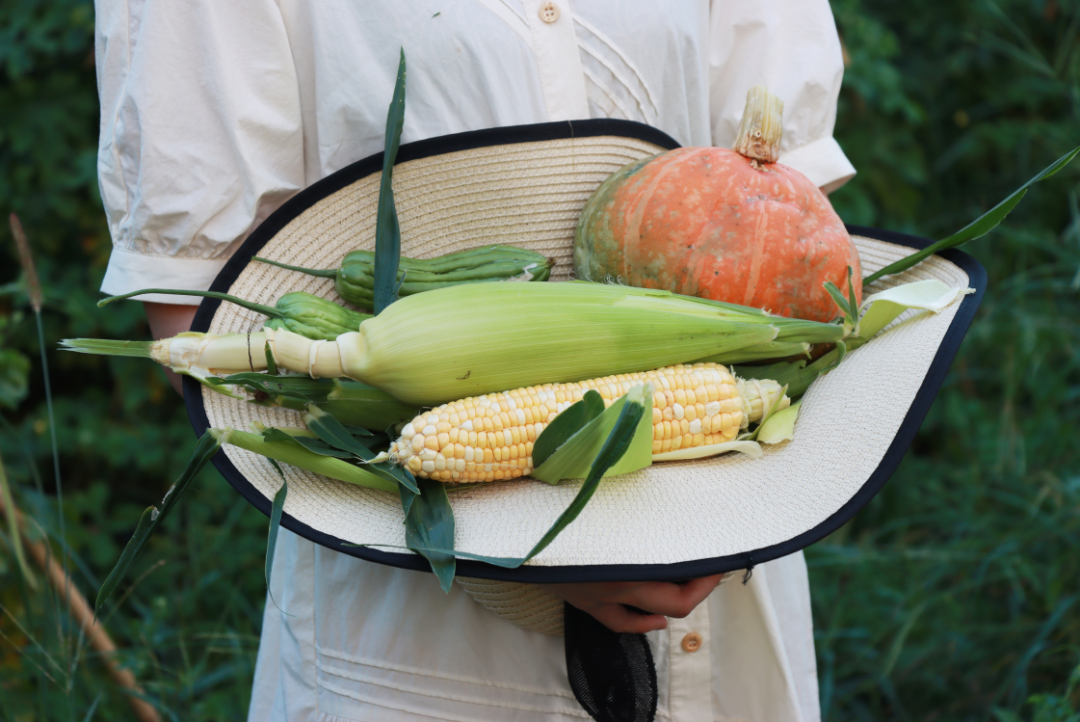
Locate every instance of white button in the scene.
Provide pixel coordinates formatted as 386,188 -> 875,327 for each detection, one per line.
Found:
539,2 -> 560,23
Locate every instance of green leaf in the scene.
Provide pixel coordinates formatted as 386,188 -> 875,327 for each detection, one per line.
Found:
532,385 -> 653,484
403,478 -> 455,592
303,406 -> 376,456
211,372 -> 335,401
96,431 -> 222,612
734,355 -> 832,400
824,280 -> 854,320
266,478 -> 287,592
522,388 -> 647,560
303,406 -> 419,493
372,49 -> 407,315
531,390 -> 605,469
864,145 -> 1080,285
260,427 -> 355,458
221,428 -> 398,492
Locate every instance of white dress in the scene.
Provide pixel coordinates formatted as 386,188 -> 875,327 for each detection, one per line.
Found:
94,1 -> 855,719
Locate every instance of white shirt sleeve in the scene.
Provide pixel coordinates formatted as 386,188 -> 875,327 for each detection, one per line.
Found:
708,0 -> 856,193
95,0 -> 305,305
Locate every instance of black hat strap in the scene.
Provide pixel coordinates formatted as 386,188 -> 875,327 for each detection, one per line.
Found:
564,602 -> 658,722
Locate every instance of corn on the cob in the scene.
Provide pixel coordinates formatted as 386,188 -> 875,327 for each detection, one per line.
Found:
387,363 -> 788,483
64,282 -> 841,406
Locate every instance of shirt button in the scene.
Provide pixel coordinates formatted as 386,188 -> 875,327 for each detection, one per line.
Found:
539,2 -> 560,23
680,632 -> 703,653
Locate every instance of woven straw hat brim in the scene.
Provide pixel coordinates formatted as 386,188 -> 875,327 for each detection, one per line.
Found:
184,120 -> 986,583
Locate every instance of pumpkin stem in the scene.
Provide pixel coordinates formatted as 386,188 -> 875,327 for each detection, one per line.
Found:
733,86 -> 784,164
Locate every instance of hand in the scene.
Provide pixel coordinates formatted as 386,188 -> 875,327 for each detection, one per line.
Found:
543,575 -> 723,634
143,302 -> 199,396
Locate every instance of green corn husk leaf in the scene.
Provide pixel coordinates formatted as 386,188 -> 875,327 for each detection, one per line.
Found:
60,338 -> 154,358
736,279 -> 974,398
757,401 -> 802,445
695,340 -> 810,365
531,390 -> 605,470
858,279 -> 974,339
362,386 -> 648,571
743,384 -> 789,442
325,380 -> 419,428
864,145 -> 1080,285
96,431 -> 222,612
532,384 -> 653,484
348,283 -> 788,405
210,372 -> 332,400
264,343 -> 278,376
207,373 -> 419,430
651,440 -> 763,461
303,406 -> 419,493
266,477 -> 287,600
216,428 -> 397,493
402,478 -> 455,592
260,427 -> 355,458
373,49 -> 406,314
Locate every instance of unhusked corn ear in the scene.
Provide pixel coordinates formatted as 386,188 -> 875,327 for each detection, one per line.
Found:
388,363 -> 787,483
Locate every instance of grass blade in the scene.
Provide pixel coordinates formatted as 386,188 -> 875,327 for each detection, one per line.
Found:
373,48 -> 407,315
864,145 -> 1080,284
95,432 -> 222,613
0,450 -> 38,589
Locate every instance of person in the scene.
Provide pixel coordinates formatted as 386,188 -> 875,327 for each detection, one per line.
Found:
95,2 -> 855,719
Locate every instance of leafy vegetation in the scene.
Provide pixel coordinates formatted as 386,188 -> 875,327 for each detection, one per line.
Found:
0,0 -> 1077,719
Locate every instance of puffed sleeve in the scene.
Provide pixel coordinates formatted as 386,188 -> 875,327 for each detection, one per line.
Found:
95,0 -> 304,304
709,0 -> 856,193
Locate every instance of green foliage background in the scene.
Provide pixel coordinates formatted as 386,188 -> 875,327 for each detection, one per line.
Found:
0,0 -> 1078,719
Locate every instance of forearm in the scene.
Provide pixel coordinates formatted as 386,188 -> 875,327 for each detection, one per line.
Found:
143,302 -> 199,396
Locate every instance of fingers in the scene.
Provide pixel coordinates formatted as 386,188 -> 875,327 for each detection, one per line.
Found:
544,574 -> 726,634
587,603 -> 669,634
628,575 -> 724,619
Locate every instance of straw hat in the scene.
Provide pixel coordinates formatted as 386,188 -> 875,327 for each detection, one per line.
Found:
184,120 -> 986,593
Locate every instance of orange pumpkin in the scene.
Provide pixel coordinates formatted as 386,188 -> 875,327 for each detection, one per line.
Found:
574,90 -> 860,324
